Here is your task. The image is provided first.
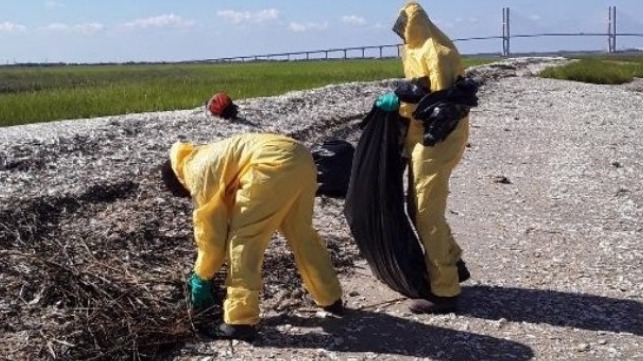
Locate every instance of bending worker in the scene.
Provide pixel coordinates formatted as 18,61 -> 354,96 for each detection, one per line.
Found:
161,133 -> 344,341
375,2 -> 471,314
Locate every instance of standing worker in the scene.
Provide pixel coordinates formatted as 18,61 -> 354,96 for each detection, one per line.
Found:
161,133 -> 344,341
375,1 -> 471,314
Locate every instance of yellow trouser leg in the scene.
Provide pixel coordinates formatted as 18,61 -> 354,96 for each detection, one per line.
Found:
405,117 -> 469,297
223,159 -> 303,325
279,168 -> 342,307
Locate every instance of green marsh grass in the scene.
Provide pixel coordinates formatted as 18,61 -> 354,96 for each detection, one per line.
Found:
0,57 -> 495,127
539,55 -> 643,85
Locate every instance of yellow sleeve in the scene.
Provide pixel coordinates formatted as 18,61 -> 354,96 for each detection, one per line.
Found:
192,190 -> 229,279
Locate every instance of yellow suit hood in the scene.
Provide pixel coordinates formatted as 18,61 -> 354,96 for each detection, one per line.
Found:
396,1 -> 464,121
170,141 -> 196,191
399,2 -> 457,51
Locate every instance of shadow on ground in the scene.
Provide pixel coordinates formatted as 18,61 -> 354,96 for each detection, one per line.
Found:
460,285 -> 643,335
256,309 -> 534,361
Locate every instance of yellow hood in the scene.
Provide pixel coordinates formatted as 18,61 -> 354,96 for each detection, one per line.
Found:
399,2 -> 457,51
169,141 -> 196,188
395,2 -> 464,120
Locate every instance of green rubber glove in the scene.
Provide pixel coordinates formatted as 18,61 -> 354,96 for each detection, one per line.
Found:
375,92 -> 400,112
189,273 -> 215,310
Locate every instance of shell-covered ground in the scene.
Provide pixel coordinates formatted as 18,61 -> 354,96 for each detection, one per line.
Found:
1,57 -> 641,360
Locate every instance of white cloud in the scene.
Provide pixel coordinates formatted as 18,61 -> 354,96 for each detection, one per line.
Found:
44,22 -> 104,34
44,1 -> 63,9
45,23 -> 68,31
289,22 -> 328,32
0,21 -> 27,33
530,14 -> 542,21
217,9 -> 279,25
74,23 -> 104,34
342,15 -> 367,26
123,14 -> 195,29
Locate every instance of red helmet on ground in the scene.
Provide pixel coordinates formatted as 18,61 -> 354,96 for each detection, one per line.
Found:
207,92 -> 233,117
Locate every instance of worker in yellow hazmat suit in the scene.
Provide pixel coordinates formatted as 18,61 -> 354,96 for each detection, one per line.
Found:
375,1 -> 470,314
161,133 -> 344,341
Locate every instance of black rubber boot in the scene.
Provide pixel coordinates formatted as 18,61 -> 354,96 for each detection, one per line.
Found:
408,295 -> 459,314
457,259 -> 471,283
202,323 -> 258,342
322,298 -> 345,316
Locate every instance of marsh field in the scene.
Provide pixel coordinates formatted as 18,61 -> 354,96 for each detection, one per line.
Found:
5,54 -> 643,127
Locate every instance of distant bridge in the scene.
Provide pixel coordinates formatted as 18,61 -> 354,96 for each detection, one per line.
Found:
205,6 -> 642,63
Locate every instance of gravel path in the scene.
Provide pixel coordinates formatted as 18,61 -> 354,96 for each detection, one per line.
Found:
1,57 -> 641,361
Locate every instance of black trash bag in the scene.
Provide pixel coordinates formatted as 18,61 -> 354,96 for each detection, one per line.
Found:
311,139 -> 355,198
414,76 -> 479,118
418,103 -> 469,146
413,76 -> 479,147
343,106 -> 431,299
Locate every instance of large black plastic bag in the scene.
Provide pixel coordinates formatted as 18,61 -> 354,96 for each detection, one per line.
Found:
343,106 -> 431,299
311,139 -> 355,198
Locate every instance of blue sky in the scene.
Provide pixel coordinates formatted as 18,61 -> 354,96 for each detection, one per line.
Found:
1,0 -> 642,64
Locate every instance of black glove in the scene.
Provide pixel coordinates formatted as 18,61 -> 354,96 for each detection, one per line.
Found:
394,76 -> 430,104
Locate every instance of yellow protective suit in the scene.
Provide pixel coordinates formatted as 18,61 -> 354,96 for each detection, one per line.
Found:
170,133 -> 342,325
396,2 -> 469,297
